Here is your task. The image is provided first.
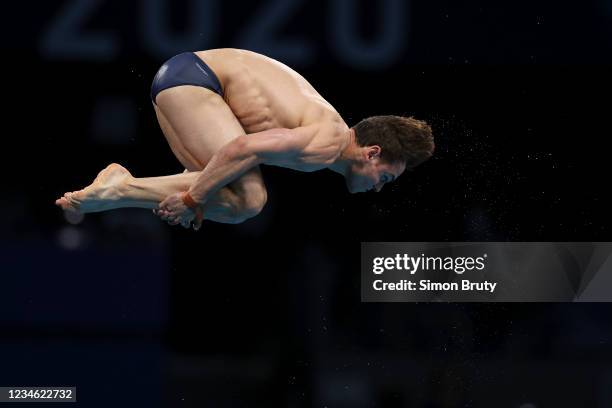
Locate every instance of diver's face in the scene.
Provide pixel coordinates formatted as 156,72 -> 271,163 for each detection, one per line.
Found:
346,155 -> 406,194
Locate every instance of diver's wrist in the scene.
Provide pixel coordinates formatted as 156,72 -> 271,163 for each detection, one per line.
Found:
181,191 -> 202,209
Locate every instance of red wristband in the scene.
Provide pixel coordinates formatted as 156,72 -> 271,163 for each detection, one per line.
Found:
182,191 -> 204,225
181,191 -> 200,209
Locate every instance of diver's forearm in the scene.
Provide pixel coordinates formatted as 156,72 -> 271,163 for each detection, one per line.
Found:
187,143 -> 260,204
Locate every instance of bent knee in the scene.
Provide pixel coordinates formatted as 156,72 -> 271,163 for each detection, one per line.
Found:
237,185 -> 267,222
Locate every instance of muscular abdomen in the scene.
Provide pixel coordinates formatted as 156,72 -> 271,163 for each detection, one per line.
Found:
195,49 -> 341,134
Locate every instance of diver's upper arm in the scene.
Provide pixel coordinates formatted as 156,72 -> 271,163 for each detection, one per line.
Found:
236,125 -> 320,164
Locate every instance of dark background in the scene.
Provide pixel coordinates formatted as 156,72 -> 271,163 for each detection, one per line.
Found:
2,0 -> 612,406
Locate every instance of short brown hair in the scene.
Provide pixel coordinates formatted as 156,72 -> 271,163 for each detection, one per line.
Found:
353,115 -> 435,168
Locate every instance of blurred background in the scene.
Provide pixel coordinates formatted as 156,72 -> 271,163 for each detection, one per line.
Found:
2,0 -> 612,406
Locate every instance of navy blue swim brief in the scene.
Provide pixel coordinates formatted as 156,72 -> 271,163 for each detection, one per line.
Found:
150,52 -> 223,104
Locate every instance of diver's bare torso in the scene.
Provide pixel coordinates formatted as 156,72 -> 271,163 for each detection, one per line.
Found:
194,49 -> 350,171
196,48 -> 343,132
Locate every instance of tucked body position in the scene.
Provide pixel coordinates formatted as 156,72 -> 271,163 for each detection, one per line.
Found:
56,49 -> 435,230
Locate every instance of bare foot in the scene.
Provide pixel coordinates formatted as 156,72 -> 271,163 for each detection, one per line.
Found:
55,163 -> 132,213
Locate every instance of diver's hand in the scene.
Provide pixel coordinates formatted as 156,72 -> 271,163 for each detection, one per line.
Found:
157,192 -> 203,230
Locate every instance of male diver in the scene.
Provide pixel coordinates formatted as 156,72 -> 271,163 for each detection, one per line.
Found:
56,49 -> 435,230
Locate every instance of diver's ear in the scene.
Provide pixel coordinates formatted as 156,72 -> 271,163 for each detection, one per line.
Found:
365,145 -> 382,160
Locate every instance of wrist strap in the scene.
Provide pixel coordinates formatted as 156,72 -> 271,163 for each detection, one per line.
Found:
182,191 -> 204,226
181,191 -> 200,209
